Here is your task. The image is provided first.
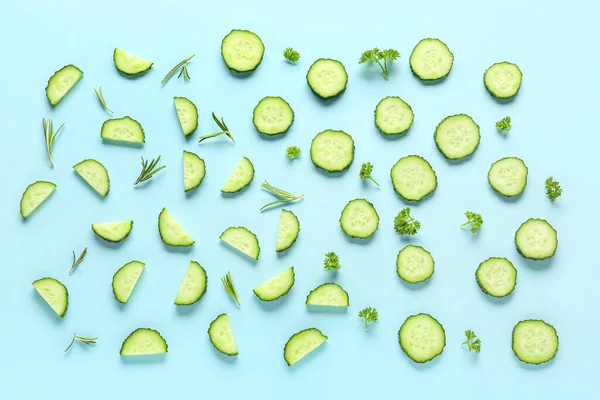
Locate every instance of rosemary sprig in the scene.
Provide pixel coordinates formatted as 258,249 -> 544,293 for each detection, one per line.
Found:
42,118 -> 65,167
161,54 -> 195,84
260,181 -> 304,211
221,271 -> 240,307
69,247 -> 88,274
134,155 -> 166,185
65,332 -> 98,353
93,87 -> 113,113
198,112 -> 236,143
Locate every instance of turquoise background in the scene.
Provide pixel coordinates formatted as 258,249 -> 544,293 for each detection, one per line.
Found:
1,0 -> 595,397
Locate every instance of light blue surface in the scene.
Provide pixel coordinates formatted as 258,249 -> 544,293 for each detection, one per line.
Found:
1,0 -> 597,397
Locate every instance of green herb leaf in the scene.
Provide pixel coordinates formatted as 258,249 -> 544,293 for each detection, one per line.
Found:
495,116 -> 511,132
286,146 -> 301,159
69,247 -> 88,274
42,118 -> 65,167
545,177 -> 562,201
65,332 -> 98,353
358,48 -> 400,79
260,181 -> 304,211
221,271 -> 240,307
359,162 -> 380,187
358,307 -> 379,330
324,252 -> 341,271
199,112 -> 236,143
134,155 -> 166,185
94,86 -> 113,114
161,54 -> 195,85
461,211 -> 483,233
283,47 -> 300,62
394,208 -> 421,235
462,329 -> 481,353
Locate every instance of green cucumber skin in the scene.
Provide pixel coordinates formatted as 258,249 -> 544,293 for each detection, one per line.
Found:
32,277 -> 69,318
515,218 -> 558,260
119,328 -> 168,356
283,328 -> 328,366
253,268 -> 295,302
73,159 -> 111,197
221,158 -> 255,194
484,62 -> 523,99
276,210 -> 300,253
398,313 -> 446,363
221,30 -> 264,73
305,283 -> 350,306
252,97 -> 295,136
339,198 -> 379,239
91,221 -> 133,243
511,320 -> 559,365
396,245 -> 434,284
174,97 -> 199,137
488,157 -> 528,197
390,155 -> 438,202
208,314 -> 238,356
309,130 -> 355,173
306,58 -> 348,100
174,262 -> 208,306
475,257 -> 517,298
20,181 -> 57,218
100,116 -> 146,143
158,208 -> 194,247
45,65 -> 84,106
434,114 -> 481,160
113,49 -> 153,76
219,226 -> 261,260
374,96 -> 414,136
409,38 -> 454,82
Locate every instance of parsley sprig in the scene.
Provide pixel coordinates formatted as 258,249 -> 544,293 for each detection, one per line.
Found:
394,208 -> 421,235
359,48 -> 400,79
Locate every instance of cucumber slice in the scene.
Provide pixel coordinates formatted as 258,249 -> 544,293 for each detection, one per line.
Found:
306,58 -> 348,99
375,96 -> 414,135
488,157 -> 528,197
399,313 -> 446,363
20,181 -> 56,218
174,261 -> 207,306
208,314 -> 237,356
183,150 -> 206,192
158,208 -> 194,247
339,199 -> 379,239
512,319 -> 558,364
252,96 -> 294,135
253,267 -> 295,301
409,38 -> 454,81
310,129 -> 355,173
220,226 -> 260,260
284,328 -> 328,366
391,155 -> 437,201
32,277 -> 68,318
174,97 -> 198,137
221,157 -> 254,193
101,116 -> 145,144
91,220 -> 133,243
73,159 -> 110,197
484,62 -> 523,99
396,245 -> 434,284
434,114 -> 481,160
113,48 -> 153,76
45,65 -> 83,106
476,257 -> 517,297
515,218 -> 558,260
306,283 -> 349,307
276,209 -> 300,252
112,261 -> 145,304
221,29 -> 264,73
120,328 -> 168,356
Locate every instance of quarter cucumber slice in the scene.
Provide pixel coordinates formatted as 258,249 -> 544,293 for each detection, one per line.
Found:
208,314 -> 238,356
399,313 -> 446,363
307,58 -> 348,99
484,62 -> 523,99
158,208 -> 194,247
45,65 -> 83,106
73,159 -> 110,197
221,157 -> 255,193
391,155 -> 437,201
183,150 -> 206,192
434,114 -> 480,159
339,199 -> 379,239
91,220 -> 133,243
220,226 -> 260,260
512,319 -> 558,364
112,261 -> 145,304
409,38 -> 454,81
515,218 -> 558,260
276,209 -> 300,252
113,48 -> 153,76
397,245 -> 434,283
253,267 -> 295,301
253,96 -> 294,135
310,129 -> 355,173
174,261 -> 207,306
174,97 -> 198,136
221,29 -> 264,73
476,257 -> 517,297
32,277 -> 68,318
488,157 -> 528,197
284,328 -> 328,366
101,116 -> 145,144
306,283 -> 349,307
120,328 -> 168,356
375,96 -> 414,135
20,181 -> 56,218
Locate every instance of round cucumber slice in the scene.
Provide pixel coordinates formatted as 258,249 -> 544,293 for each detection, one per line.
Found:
221,30 -> 264,73
112,261 -> 145,304
488,157 -> 528,197
339,198 -> 379,239
390,155 -> 437,201
73,159 -> 110,197
306,58 -> 348,99
484,62 -> 523,99
174,261 -> 207,306
120,328 -> 168,356
208,314 -> 238,356
512,320 -> 558,364
253,267 -> 295,302
397,245 -> 434,283
32,277 -> 68,318
20,181 -> 56,218
476,257 -> 517,297
183,150 -> 206,192
375,96 -> 414,135
399,313 -> 446,363
409,38 -> 454,81
253,96 -> 294,135
92,220 -> 133,243
515,218 -> 558,260
310,129 -> 355,173
284,328 -> 327,366
113,49 -> 153,76
174,97 -> 198,137
306,283 -> 349,307
434,114 -> 480,160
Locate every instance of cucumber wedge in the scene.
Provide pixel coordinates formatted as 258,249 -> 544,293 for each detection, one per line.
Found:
306,283 -> 349,307
158,208 -> 194,247
488,157 -> 528,197
276,209 -> 300,252
208,314 -> 237,356
476,257 -> 517,297
253,267 -> 295,301
399,313 -> 446,363
20,181 -> 56,218
101,116 -> 145,144
221,157 -> 255,193
515,218 -> 558,260
32,277 -> 68,318
512,319 -> 558,364
174,97 -> 198,137
183,150 -> 206,192
91,220 -> 133,243
397,245 -> 434,283
112,261 -> 145,304
120,328 -> 168,356
375,96 -> 414,135
391,155 -> 437,201
307,58 -> 348,99
434,114 -> 481,160
284,328 -> 327,366
484,62 -> 523,99
113,49 -> 153,76
339,199 -> 379,239
409,38 -> 453,81
73,159 -> 110,197
220,226 -> 260,260
174,261 -> 207,306
310,129 -> 355,173
253,96 -> 294,135
45,65 -> 83,106
221,29 -> 264,73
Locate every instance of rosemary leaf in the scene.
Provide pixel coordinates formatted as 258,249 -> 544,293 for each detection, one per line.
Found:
221,271 -> 240,307
198,112 -> 236,143
260,181 -> 304,211
161,54 -> 195,85
93,87 -> 113,113
65,332 -> 98,353
69,247 -> 88,274
134,155 -> 166,185
42,118 -> 64,167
